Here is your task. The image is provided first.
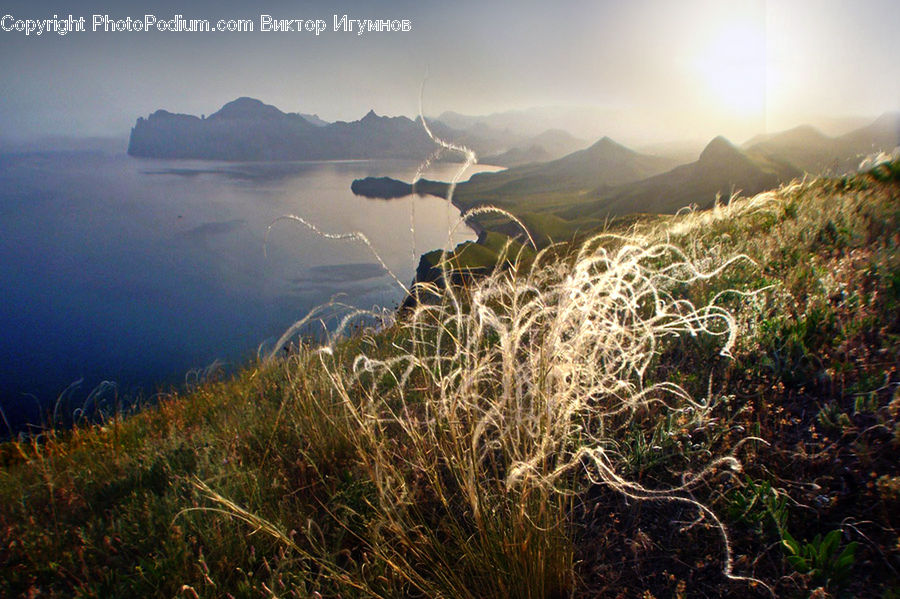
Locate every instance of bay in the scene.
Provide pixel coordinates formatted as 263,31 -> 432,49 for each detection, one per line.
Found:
0,149 -> 500,430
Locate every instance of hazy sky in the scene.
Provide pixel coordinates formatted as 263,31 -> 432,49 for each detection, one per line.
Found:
1,0 -> 897,144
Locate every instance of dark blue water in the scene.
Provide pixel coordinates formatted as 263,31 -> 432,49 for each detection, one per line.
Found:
0,149 -> 496,431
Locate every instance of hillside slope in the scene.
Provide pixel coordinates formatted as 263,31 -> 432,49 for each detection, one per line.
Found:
455,136 -> 677,205
746,113 -> 900,174
745,125 -> 840,173
480,129 -> 590,167
562,136 -> 801,219
2,161 -> 899,598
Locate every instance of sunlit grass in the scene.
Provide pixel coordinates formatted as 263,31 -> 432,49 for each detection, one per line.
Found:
1,162 -> 898,597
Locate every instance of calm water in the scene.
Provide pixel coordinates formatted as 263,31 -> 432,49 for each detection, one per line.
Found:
0,150 -> 499,430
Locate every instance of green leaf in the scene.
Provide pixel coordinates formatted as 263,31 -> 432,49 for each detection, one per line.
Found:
836,542 -> 858,567
786,555 -> 809,572
822,529 -> 841,556
834,552 -> 855,571
782,531 -> 800,554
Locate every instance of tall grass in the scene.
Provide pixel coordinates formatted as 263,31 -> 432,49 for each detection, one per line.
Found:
4,161 -> 897,597
196,216 -> 772,596
186,98 -> 793,595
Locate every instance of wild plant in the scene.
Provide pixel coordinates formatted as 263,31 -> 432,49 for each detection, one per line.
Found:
194,98 -> 777,597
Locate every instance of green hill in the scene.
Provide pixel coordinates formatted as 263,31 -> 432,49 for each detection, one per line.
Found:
837,111 -> 900,157
561,136 -> 801,220
746,113 -> 900,174
454,136 -> 678,208
481,129 -> 590,167
2,161 -> 899,598
744,125 -> 839,173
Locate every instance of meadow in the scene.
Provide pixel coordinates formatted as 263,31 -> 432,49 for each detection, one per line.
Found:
1,160 -> 898,598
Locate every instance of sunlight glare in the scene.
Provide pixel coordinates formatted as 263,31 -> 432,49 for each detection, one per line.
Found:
694,23 -> 766,116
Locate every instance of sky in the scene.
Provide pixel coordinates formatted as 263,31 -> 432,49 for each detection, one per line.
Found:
1,0 -> 898,145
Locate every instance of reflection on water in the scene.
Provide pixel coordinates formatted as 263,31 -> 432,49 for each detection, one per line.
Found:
0,151 -> 501,430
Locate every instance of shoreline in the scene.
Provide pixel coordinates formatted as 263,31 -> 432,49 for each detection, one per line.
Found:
447,192 -> 486,244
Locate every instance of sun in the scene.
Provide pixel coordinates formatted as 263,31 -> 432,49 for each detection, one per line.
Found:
694,23 -> 767,116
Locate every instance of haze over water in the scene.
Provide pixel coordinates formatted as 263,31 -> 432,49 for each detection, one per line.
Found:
0,150 -> 497,429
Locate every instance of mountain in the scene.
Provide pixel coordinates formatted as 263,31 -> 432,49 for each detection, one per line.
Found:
526,129 -> 588,157
128,98 -> 439,161
481,129 -> 589,167
207,97 -> 292,121
299,113 -> 329,127
128,98 -> 317,160
480,145 -> 551,167
561,136 -> 801,219
744,125 -> 838,173
435,110 -> 485,132
744,124 -> 831,149
746,113 -> 900,174
837,111 -> 900,156
637,139 -> 709,165
435,106 -> 626,140
421,118 -> 527,158
454,136 -> 677,206
310,110 -> 437,159
344,135 -> 678,246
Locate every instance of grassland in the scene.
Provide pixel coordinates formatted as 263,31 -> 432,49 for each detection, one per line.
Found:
1,161 -> 899,598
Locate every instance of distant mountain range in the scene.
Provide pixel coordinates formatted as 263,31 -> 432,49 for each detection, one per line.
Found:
455,136 -> 677,205
561,136 -> 801,220
298,113 -> 329,127
129,97 -> 897,240
744,112 -> 899,174
128,97 -> 439,161
449,115 -> 896,227
128,99 -> 899,173
435,106 -> 630,141
352,134 -> 804,244
128,97 -> 898,181
127,97 -> 593,164
480,129 -> 589,167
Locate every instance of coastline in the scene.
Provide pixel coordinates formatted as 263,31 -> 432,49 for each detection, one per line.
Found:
447,191 -> 486,244
350,174 -> 487,244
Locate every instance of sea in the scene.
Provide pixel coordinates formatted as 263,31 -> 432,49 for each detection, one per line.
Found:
0,148 -> 499,432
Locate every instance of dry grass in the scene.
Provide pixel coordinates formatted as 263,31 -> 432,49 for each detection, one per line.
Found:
2,160 -> 897,598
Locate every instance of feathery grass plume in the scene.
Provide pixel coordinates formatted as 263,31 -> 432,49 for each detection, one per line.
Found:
262,214 -> 402,362
185,360 -> 225,393
198,93 -> 775,595
260,296 -> 392,363
858,147 -> 900,172
225,228 -> 769,595
344,226 -> 771,594
6,162 -> 900,597
265,214 -> 409,294
71,380 -> 118,424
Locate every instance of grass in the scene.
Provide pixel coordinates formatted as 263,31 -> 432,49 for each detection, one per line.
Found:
1,161 -> 899,598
